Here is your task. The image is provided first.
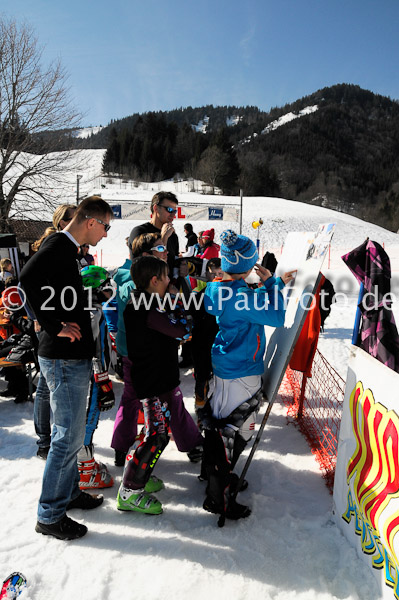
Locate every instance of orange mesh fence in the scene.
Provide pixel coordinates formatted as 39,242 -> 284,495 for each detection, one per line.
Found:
278,349 -> 345,492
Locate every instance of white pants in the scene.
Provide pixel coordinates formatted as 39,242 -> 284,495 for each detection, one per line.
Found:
211,374 -> 262,420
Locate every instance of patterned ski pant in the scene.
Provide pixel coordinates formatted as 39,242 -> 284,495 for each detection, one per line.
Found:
123,394 -> 171,490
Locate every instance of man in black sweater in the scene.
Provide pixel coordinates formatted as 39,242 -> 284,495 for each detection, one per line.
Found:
20,196 -> 114,540
183,223 -> 198,253
128,191 -> 179,274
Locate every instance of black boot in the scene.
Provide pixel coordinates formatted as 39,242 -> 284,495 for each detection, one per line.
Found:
203,471 -> 251,526
225,496 -> 251,521
114,450 -> 127,467
35,515 -> 87,540
203,469 -> 228,516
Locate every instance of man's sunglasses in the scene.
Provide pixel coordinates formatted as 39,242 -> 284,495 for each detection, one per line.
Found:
151,244 -> 167,253
85,215 -> 111,232
158,205 -> 177,215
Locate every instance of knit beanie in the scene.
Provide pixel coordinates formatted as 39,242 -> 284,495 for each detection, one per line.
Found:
220,230 -> 259,274
202,228 -> 215,241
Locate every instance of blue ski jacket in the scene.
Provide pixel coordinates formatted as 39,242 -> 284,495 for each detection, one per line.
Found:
113,259 -> 134,357
204,276 -> 286,379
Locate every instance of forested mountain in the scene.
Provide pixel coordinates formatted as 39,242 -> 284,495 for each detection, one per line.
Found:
242,84 -> 399,232
39,84 -> 399,231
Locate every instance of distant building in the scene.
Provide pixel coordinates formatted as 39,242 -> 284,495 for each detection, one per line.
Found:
8,219 -> 53,257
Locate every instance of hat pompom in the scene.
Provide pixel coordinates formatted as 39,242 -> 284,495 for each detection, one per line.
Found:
220,229 -> 238,247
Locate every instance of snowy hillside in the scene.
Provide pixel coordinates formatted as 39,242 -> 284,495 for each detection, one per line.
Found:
74,126 -> 105,139
192,116 -> 209,133
261,105 -> 319,134
226,115 -> 243,127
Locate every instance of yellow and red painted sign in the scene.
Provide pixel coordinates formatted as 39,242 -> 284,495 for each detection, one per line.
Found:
334,347 -> 399,599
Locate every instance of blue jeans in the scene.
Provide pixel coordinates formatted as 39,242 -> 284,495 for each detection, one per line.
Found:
34,331 -> 51,448
37,357 -> 92,524
33,371 -> 51,448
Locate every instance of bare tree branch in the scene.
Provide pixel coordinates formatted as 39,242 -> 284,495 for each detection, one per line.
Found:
0,17 -> 85,231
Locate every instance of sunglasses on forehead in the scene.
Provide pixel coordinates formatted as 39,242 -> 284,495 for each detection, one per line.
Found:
151,244 -> 167,253
85,215 -> 111,232
158,204 -> 177,214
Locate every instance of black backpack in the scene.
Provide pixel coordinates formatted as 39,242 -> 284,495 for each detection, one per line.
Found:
6,334 -> 35,364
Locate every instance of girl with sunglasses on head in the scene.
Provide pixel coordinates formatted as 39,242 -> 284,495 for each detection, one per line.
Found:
110,232 -> 203,471
110,233 -> 167,468
131,232 -> 168,261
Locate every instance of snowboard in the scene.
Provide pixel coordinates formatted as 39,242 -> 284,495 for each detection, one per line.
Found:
0,573 -> 27,599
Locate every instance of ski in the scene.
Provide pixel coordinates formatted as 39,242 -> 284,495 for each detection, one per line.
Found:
0,573 -> 27,599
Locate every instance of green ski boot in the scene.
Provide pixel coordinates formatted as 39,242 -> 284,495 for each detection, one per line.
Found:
117,485 -> 163,514
144,475 -> 164,494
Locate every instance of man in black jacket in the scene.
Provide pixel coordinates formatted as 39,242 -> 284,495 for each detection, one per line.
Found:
20,196 -> 113,540
128,191 -> 179,274
184,223 -> 198,253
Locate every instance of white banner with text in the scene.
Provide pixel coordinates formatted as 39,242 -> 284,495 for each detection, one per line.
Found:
110,202 -> 240,221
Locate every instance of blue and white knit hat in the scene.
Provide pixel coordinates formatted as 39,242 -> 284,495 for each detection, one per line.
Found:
220,230 -> 259,273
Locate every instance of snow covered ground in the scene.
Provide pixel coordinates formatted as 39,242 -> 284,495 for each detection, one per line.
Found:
261,105 -> 319,134
2,164 -> 399,599
74,127 -> 105,139
0,376 -> 381,600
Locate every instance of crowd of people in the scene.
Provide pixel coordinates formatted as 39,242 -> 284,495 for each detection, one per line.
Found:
1,190 -> 294,539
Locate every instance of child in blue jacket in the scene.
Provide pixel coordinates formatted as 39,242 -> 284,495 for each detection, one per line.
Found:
202,229 -> 294,524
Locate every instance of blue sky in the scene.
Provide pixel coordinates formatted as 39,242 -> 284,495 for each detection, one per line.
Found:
4,0 -> 399,126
